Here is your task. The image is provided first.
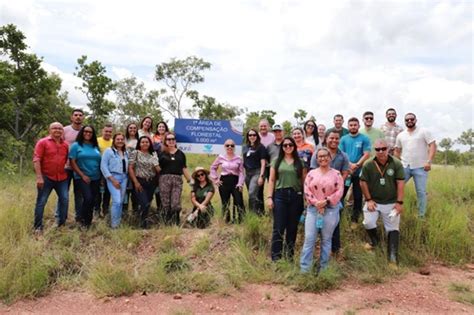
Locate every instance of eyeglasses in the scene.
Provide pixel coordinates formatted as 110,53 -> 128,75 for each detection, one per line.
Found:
248,134 -> 257,137
405,118 -> 415,122
225,144 -> 235,148
364,117 -> 374,120
282,143 -> 294,148
317,154 -> 329,159
374,147 -> 388,152
83,130 -> 93,134
197,173 -> 206,177
306,125 -> 315,129
166,138 -> 176,141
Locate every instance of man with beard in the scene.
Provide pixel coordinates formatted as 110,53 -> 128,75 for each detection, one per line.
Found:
360,111 -> 384,155
339,118 -> 371,227
380,108 -> 403,155
326,114 -> 349,138
394,113 -> 436,218
310,131 -> 350,257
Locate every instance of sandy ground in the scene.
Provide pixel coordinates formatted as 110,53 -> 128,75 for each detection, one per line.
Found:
1,264 -> 473,314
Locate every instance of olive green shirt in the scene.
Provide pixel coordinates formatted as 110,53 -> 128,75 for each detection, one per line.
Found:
360,156 -> 404,204
271,159 -> 303,192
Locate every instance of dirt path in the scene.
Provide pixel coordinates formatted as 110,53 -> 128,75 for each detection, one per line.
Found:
2,264 -> 473,314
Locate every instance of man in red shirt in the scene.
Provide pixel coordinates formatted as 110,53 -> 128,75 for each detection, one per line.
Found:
33,122 -> 69,231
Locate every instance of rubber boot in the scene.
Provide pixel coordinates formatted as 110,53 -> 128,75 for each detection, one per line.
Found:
365,228 -> 379,249
387,230 -> 400,264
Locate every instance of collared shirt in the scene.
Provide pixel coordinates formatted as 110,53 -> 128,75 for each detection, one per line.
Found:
33,136 -> 69,181
100,147 -> 129,178
380,122 -> 403,152
310,149 -> 349,172
326,127 -> 349,138
304,168 -> 344,207
259,132 -> 275,148
395,127 -> 435,169
210,154 -> 245,187
267,142 -> 281,163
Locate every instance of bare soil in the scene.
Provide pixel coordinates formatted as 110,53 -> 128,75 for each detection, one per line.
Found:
1,264 -> 473,314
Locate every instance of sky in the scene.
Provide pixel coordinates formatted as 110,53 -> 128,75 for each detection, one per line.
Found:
1,0 -> 472,149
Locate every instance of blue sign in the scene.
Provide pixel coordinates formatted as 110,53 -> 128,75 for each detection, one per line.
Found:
174,119 -> 244,155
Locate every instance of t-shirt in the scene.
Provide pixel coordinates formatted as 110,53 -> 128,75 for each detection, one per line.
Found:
159,150 -> 187,175
242,144 -> 267,170
297,142 -> 315,169
360,127 -> 385,155
395,127 -> 436,169
271,159 -> 303,192
326,127 -> 349,138
339,133 -> 371,176
97,137 -> 113,155
63,125 -> 81,145
360,156 -> 405,204
193,183 -> 215,204
259,132 -> 275,147
69,142 -> 102,181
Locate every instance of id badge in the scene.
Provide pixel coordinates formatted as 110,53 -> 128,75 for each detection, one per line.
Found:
379,178 -> 386,186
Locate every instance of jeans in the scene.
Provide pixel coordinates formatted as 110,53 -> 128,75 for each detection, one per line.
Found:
34,176 -> 69,230
404,167 -> 428,217
343,175 -> 363,223
106,173 -> 128,228
135,177 -> 156,227
219,175 -> 245,223
75,178 -> 100,227
271,188 -> 304,261
300,205 -> 340,272
55,169 -> 82,222
245,168 -> 264,215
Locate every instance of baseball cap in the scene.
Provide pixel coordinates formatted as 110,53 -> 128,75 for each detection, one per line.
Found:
272,124 -> 283,131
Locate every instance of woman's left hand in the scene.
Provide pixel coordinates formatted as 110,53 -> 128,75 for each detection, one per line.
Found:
257,176 -> 264,186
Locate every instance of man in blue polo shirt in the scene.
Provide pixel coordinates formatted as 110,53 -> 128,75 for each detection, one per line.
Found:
339,117 -> 371,227
310,130 -> 350,256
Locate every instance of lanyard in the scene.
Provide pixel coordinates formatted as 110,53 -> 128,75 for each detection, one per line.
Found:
373,160 -> 388,177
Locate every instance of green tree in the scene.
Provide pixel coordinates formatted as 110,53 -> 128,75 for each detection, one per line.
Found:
186,90 -> 244,120
282,120 -> 293,135
260,110 -> 276,126
155,56 -> 211,118
114,76 -> 164,127
294,108 -> 307,126
243,110 -> 277,135
457,128 -> 473,152
75,55 -> 115,126
0,24 -> 71,172
439,137 -> 453,165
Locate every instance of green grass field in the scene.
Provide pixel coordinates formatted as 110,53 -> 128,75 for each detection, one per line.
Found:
0,155 -> 472,303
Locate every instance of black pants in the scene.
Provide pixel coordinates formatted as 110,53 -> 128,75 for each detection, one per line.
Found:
219,175 -> 245,223
343,174 -> 362,223
135,177 -> 156,228
75,179 -> 100,227
271,188 -> 304,261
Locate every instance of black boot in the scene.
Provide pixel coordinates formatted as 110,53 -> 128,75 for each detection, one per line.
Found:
365,228 -> 379,248
387,230 -> 400,264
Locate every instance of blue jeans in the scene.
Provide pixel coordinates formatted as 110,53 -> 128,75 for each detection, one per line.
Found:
34,176 -> 69,229
75,178 -> 100,227
300,205 -> 340,272
404,167 -> 428,217
271,188 -> 304,261
106,173 -> 128,228
55,169 -> 83,222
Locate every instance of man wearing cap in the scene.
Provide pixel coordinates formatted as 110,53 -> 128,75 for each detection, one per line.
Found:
360,139 -> 405,266
267,124 -> 285,163
33,122 -> 69,232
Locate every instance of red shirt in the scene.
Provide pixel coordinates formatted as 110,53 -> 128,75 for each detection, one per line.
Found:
33,136 -> 69,181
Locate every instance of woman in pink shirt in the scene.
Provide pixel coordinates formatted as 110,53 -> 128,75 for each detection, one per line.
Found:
210,139 -> 245,223
300,147 -> 344,273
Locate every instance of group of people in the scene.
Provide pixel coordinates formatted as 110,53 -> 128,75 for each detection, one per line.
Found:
32,107 -> 436,272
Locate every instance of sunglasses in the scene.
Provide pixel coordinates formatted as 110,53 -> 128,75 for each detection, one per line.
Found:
375,147 -> 388,152
405,118 -> 415,122
282,143 -> 294,148
83,130 -> 93,134
225,144 -> 235,148
197,173 -> 206,177
248,134 -> 257,137
317,154 -> 329,159
364,117 -> 374,120
306,124 -> 315,128
166,138 -> 176,141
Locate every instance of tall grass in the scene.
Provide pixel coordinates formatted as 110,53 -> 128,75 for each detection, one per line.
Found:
0,163 -> 472,303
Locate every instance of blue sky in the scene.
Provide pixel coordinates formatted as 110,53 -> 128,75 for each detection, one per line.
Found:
1,0 -> 472,149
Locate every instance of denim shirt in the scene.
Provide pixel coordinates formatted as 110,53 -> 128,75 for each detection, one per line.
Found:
100,147 -> 129,178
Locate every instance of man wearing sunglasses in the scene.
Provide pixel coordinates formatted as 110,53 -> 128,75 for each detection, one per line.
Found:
360,111 -> 384,155
394,113 -> 436,218
360,139 -> 405,266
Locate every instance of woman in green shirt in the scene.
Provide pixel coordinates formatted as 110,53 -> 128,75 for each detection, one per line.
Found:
267,137 -> 307,261
188,167 -> 215,229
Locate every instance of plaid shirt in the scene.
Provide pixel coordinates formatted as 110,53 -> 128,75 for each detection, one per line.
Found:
380,123 -> 403,153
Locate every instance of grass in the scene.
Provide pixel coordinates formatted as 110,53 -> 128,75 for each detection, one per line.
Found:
0,158 -> 472,303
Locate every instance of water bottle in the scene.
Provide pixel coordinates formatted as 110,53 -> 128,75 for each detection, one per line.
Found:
316,213 -> 324,229
345,174 -> 352,187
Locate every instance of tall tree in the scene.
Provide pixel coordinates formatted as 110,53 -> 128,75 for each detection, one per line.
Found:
294,108 -> 308,126
75,55 -> 115,126
155,56 -> 211,118
439,137 -> 453,165
186,90 -> 244,120
282,120 -> 293,135
457,129 -> 473,152
114,76 -> 165,126
244,110 -> 277,134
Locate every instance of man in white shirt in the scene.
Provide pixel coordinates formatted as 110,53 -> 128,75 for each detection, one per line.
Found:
394,113 -> 437,218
